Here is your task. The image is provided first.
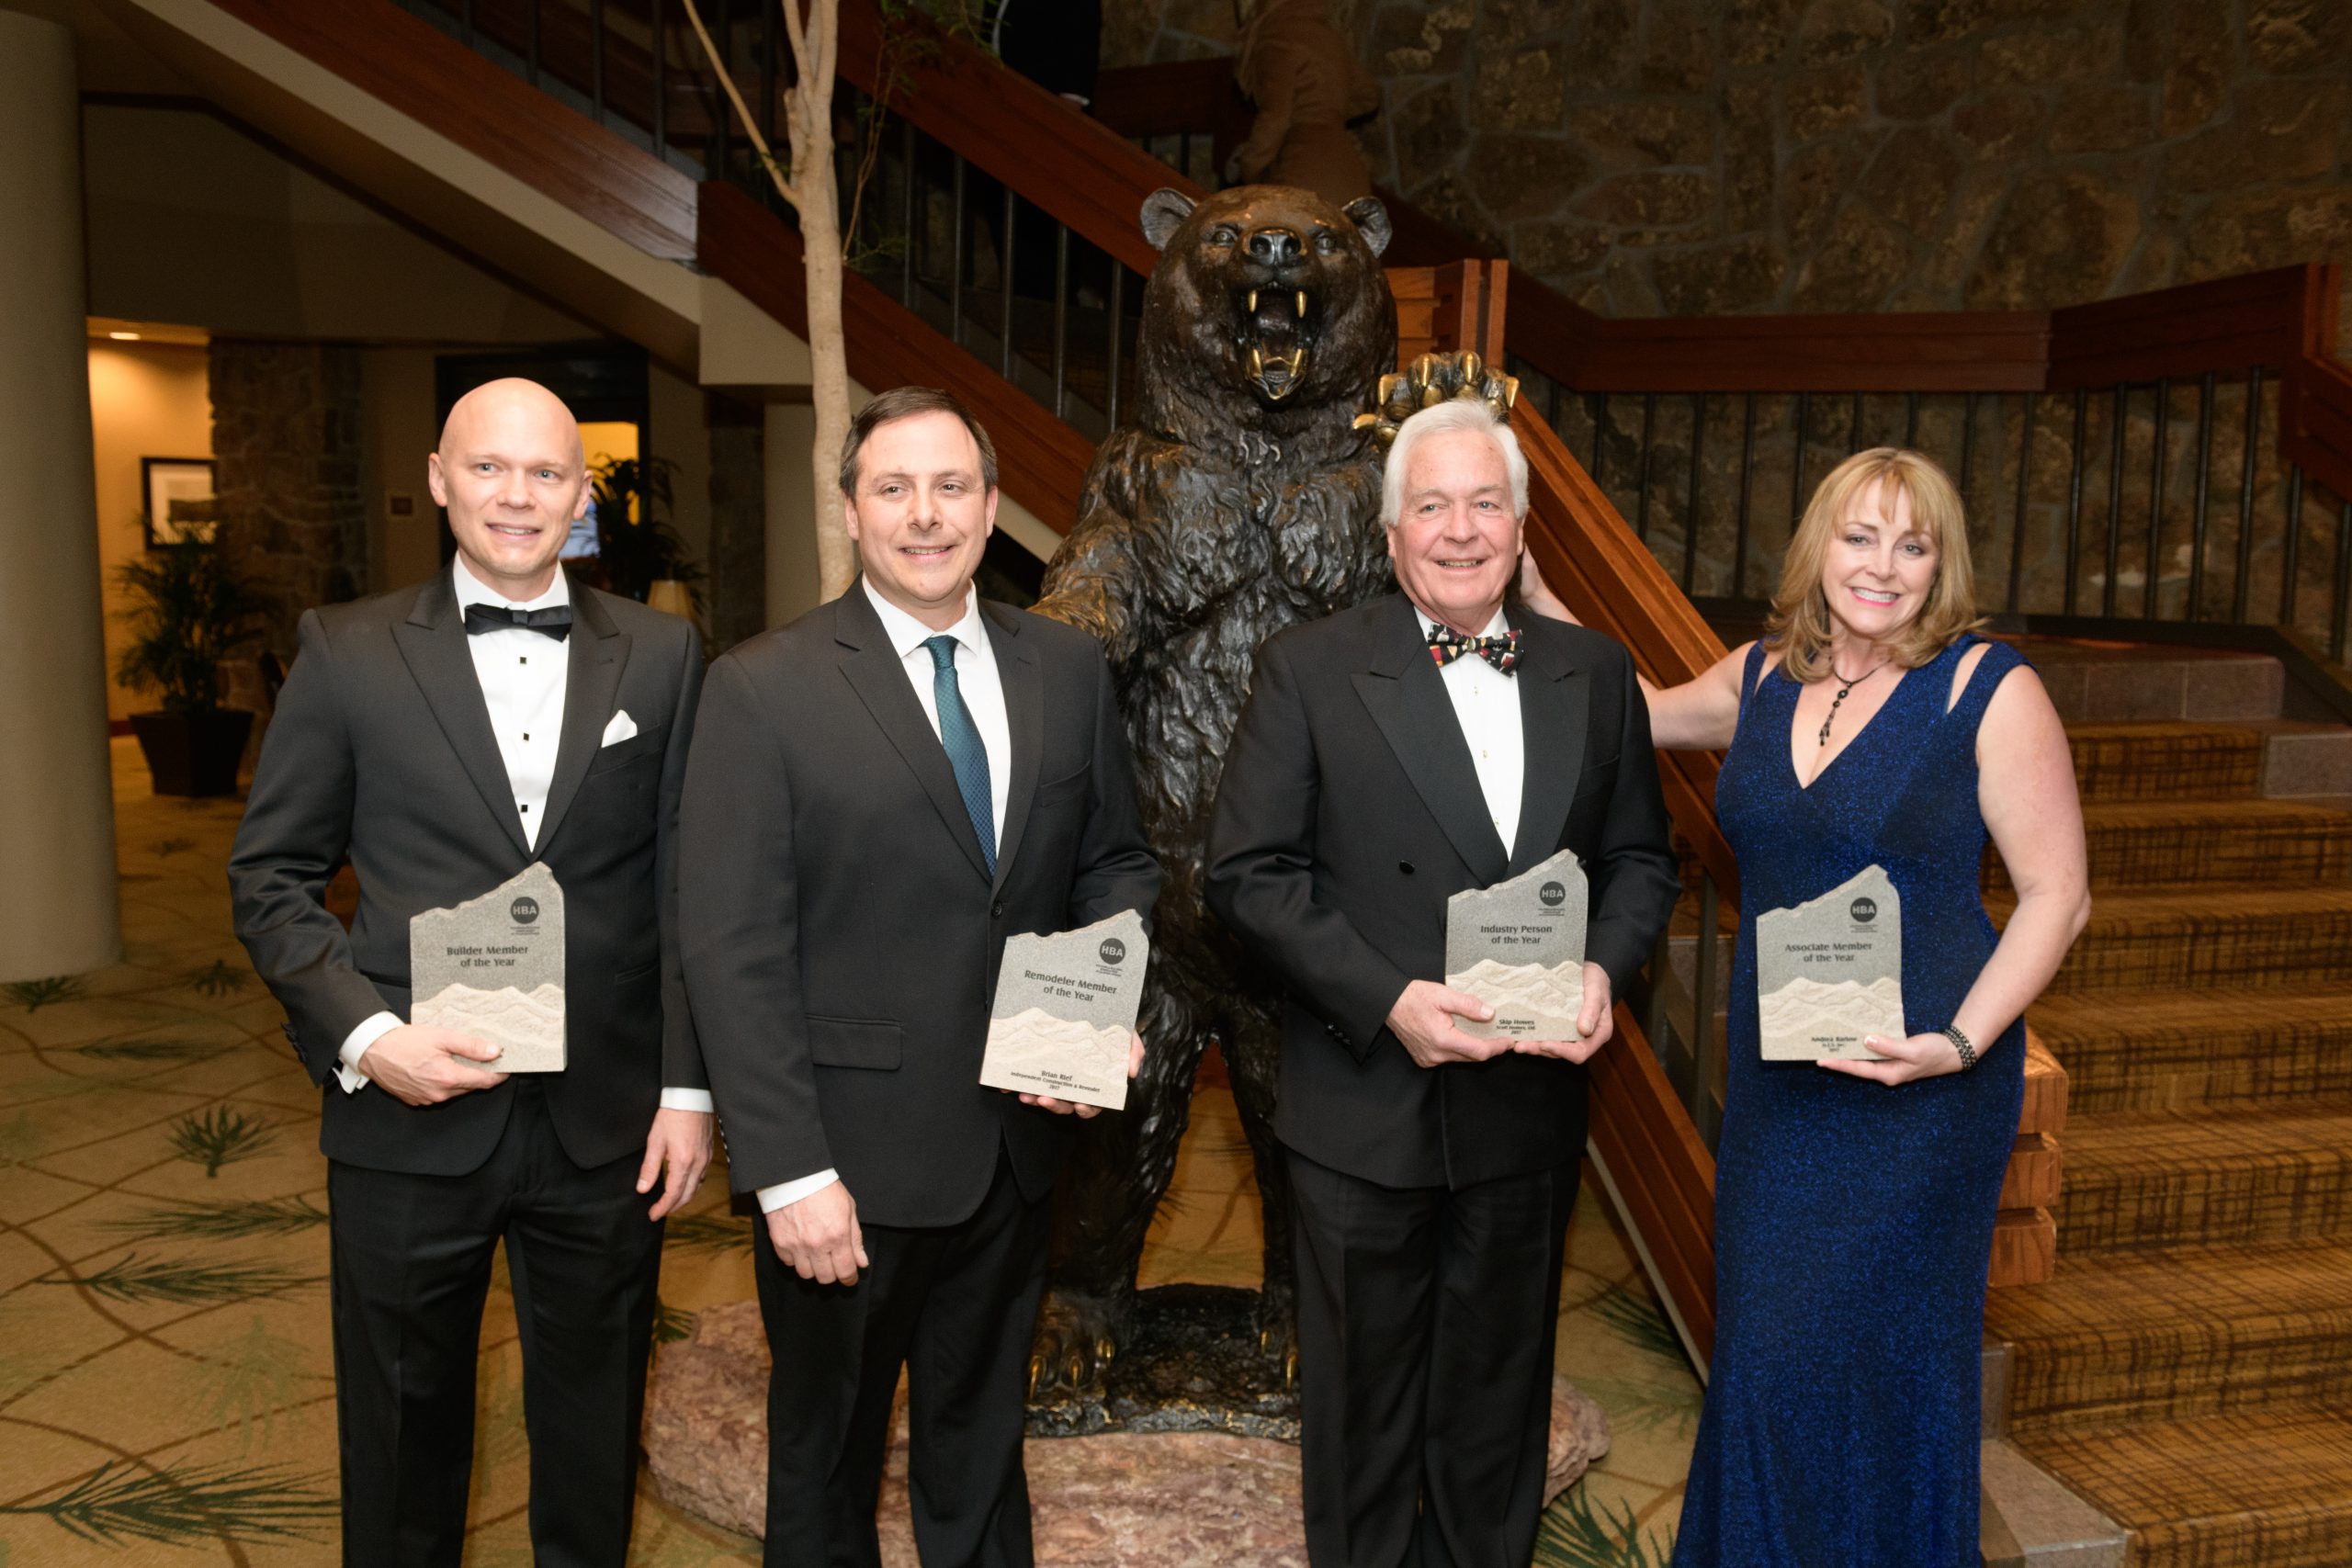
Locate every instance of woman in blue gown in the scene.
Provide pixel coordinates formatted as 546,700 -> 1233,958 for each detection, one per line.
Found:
1531,447 -> 2090,1564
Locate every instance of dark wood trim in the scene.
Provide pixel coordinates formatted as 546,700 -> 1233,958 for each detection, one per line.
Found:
1091,57 -> 1253,172
835,6 -> 1193,278
2046,264 -> 2329,390
197,0 -> 698,261
696,181 -> 1092,532
1589,1009 -> 1718,1369
2285,349 -> 2352,507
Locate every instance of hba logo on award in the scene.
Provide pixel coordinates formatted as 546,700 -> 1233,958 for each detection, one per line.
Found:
1099,937 -> 1126,965
1850,897 -> 1878,923
511,897 -> 540,924
1539,882 -> 1567,907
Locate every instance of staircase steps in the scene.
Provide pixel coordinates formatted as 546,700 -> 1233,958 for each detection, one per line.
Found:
2064,721 -> 2267,803
1987,1235 -> 2352,1433
2005,885 -> 2352,995
2032,987 -> 2352,1114
2013,1409 -> 2352,1568
2053,1100 -> 2352,1251
1985,799 -> 2352,893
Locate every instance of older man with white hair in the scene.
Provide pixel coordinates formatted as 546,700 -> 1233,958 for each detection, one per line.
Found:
1205,398 -> 1679,1568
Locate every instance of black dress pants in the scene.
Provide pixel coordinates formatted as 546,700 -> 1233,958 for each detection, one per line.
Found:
1288,1148 -> 1579,1568
752,1150 -> 1051,1568
326,1080 -> 662,1568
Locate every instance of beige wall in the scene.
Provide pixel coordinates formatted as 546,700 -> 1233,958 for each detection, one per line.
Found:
86,335 -> 211,722
650,361 -> 713,572
359,348 -> 443,593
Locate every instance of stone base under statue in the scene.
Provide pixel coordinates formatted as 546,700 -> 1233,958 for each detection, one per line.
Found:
644,1298 -> 1611,1562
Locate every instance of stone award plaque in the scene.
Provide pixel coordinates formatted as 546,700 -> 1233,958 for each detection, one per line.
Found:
1446,848 -> 1589,1042
1755,863 -> 1905,1061
980,909 -> 1148,1111
408,863 -> 566,1072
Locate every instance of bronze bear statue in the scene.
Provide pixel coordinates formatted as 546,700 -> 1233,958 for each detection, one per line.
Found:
1026,183 -> 1399,1398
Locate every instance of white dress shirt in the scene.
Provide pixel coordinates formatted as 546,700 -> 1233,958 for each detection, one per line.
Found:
756,580 -> 1014,1214
337,558 -> 711,1113
1417,604 -> 1525,860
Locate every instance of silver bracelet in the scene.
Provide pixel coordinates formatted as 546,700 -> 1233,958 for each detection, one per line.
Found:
1942,1025 -> 1977,1072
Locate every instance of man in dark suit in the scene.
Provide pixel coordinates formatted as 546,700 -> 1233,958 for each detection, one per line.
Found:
679,387 -> 1159,1568
1205,399 -> 1679,1568
229,379 -> 712,1568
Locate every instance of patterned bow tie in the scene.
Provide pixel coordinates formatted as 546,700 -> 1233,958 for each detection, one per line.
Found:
464,603 -> 573,640
1426,623 -> 1521,676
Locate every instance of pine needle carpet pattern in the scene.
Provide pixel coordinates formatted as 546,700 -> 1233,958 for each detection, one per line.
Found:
0,740 -> 1699,1566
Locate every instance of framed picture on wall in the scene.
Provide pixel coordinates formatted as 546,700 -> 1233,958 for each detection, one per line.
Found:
142,457 -> 218,547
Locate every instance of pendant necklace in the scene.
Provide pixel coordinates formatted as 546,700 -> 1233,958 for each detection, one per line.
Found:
1819,656 -> 1892,746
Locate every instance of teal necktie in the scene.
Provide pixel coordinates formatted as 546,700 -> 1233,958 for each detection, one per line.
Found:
923,635 -> 996,878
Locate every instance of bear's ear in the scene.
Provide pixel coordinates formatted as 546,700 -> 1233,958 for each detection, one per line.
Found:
1342,197 -> 1394,257
1140,188 -> 1197,252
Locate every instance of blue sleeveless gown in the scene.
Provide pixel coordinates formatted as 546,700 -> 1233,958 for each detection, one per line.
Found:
1672,636 -> 2029,1567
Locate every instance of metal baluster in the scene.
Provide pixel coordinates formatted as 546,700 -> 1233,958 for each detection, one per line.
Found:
1589,394 -> 1609,476
901,118 -> 918,309
1904,390 -> 1919,450
1180,133 -> 1193,182
1958,392 -> 1976,514
526,0 -> 540,88
2333,498 -> 2352,663
1645,926 -> 1673,1080
2146,380 -> 2169,618
2189,373 -> 2217,622
1000,186 -> 1017,379
761,0 -> 778,154
460,0 -> 475,49
1849,389 -> 1865,451
1545,377 -> 1563,436
1693,876 -> 1721,1147
1105,265 -> 1126,430
1051,225 -> 1070,421
2233,367 -> 2263,624
1636,393 -> 1657,544
2102,385 -> 2126,617
2281,467 -> 2305,626
2064,389 -> 2087,615
2007,395 -> 2035,614
1731,395 -> 1757,602
589,0 -> 605,124
1695,394 -> 1717,597
650,0 -> 666,156
710,0 -> 731,186
949,155 -> 967,345
1790,391 -> 1810,523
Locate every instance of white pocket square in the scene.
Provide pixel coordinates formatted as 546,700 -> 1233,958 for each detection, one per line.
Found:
600,710 -> 639,747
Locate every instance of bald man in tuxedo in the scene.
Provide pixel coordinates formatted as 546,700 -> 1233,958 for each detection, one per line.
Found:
231,379 -> 711,1568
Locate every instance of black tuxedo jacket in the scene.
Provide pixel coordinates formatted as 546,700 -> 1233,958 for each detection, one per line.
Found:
1204,593 -> 1679,1190
228,570 -> 707,1176
678,587 -> 1160,1230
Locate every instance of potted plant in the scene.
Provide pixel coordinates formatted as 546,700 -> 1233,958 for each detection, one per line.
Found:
585,456 -> 705,612
115,536 -> 271,796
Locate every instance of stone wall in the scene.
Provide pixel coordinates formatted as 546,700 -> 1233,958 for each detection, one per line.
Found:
209,340 -> 368,668
1102,0 -> 2352,326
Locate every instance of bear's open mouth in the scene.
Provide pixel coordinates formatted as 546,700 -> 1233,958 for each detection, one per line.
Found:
1235,286 -> 1317,401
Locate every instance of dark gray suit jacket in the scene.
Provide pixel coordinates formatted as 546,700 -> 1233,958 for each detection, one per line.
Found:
228,569 -> 706,1176
678,586 -> 1160,1230
1204,593 -> 1679,1190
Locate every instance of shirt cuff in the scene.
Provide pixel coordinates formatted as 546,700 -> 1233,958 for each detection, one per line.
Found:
756,1170 -> 841,1213
659,1088 -> 715,1113
335,1011 -> 402,1094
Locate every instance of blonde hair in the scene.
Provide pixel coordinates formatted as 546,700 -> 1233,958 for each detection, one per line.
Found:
1764,447 -> 1983,683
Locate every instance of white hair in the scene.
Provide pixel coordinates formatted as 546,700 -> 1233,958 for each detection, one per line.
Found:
1380,399 -> 1529,527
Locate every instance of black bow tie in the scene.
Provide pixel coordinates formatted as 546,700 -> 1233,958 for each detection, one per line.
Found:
464,604 -> 573,640
1427,623 -> 1521,676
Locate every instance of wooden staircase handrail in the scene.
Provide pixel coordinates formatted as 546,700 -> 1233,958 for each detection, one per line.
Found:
695,181 -> 1098,530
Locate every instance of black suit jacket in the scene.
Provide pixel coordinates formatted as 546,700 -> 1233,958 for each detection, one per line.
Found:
1204,593 -> 1679,1190
678,587 -> 1160,1230
228,569 -> 707,1176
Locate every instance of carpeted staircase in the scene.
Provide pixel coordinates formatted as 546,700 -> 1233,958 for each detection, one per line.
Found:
1983,643 -> 2352,1568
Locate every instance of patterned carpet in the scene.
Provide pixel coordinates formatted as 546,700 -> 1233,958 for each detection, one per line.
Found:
0,739 -> 1700,1566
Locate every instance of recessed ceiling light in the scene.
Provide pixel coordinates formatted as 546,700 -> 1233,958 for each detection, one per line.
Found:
108,331 -> 141,341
